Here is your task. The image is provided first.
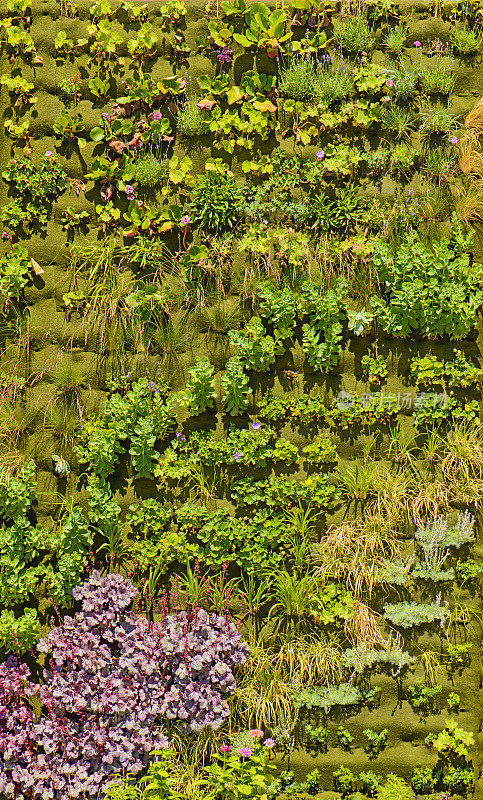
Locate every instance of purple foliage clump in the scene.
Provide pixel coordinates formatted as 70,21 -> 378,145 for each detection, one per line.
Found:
0,571 -> 249,799
160,609 -> 249,734
0,656 -> 38,797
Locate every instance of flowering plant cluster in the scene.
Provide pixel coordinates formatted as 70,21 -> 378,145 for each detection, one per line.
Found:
0,572 -> 249,799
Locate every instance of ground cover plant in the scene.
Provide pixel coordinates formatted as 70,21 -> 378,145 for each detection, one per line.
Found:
1,0 -> 483,797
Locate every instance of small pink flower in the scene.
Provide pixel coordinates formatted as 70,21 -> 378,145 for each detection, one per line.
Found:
238,747 -> 252,757
450,136 -> 458,144
386,79 -> 394,88
101,112 -> 108,119
382,95 -> 391,102
151,111 -> 162,120
137,200 -> 143,206
249,729 -> 263,738
1,232 -> 11,240
181,215 -> 190,226
45,150 -> 52,157
414,40 -> 421,47
219,744 -> 230,752
263,738 -> 275,748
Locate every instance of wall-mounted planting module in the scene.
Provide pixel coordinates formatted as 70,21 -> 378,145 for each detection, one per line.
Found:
1,0 -> 483,798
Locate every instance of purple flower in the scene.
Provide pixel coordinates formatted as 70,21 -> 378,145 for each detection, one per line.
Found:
233,452 -> 241,461
217,46 -> 233,64
252,422 -> 261,430
151,111 -> 162,120
264,738 -> 275,748
414,40 -> 421,47
450,136 -> 458,144
316,150 -> 325,160
124,185 -> 134,195
386,79 -> 394,87
238,747 -> 252,757
45,150 -> 52,157
181,215 -> 190,226
175,431 -> 182,438
219,744 -> 230,752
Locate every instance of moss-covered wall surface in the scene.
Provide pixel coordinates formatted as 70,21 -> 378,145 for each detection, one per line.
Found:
2,0 -> 483,797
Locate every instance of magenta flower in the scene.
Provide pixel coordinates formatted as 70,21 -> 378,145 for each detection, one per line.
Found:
217,46 -> 233,64
249,729 -> 263,738
45,150 -> 52,157
316,150 -> 325,160
125,185 -> 134,195
181,215 -> 190,226
101,112 -> 108,119
264,738 -> 275,748
414,40 -> 421,47
386,79 -> 394,87
219,744 -> 230,752
238,747 -> 252,757
1,232 -> 11,240
450,136 -> 458,144
252,422 -> 261,430
233,452 -> 241,461
151,111 -> 162,120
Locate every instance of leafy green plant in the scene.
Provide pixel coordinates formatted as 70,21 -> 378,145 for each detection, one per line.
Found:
425,717 -> 474,760
420,105 -> 458,137
442,766 -> 474,794
410,355 -> 445,387
362,729 -> 388,759
360,771 -> 382,797
376,774 -> 413,800
302,436 -> 337,466
445,350 -> 481,387
406,680 -> 442,715
336,726 -> 354,751
221,357 -> 250,416
371,217 -> 481,338
0,245 -> 30,301
229,317 -> 281,371
361,354 -> 388,384
304,724 -> 329,755
233,2 -> 292,58
333,765 -> 356,796
411,763 -> 436,795
186,357 -> 217,415
191,169 -> 241,234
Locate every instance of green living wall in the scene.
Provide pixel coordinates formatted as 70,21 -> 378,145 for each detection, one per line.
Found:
2,0 -> 483,797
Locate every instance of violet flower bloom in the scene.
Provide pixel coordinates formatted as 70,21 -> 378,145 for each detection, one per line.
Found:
45,150 -> 52,157
217,46 -> 233,65
238,747 -> 252,757
316,150 -> 325,160
181,215 -> 190,226
450,136 -> 458,144
252,422 -> 261,430
233,452 -> 241,461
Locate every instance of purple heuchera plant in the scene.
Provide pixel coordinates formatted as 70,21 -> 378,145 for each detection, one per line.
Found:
160,609 -> 249,734
0,571 -> 249,799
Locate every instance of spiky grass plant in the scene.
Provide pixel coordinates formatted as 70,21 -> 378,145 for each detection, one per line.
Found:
232,645 -> 296,729
312,515 -> 400,597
